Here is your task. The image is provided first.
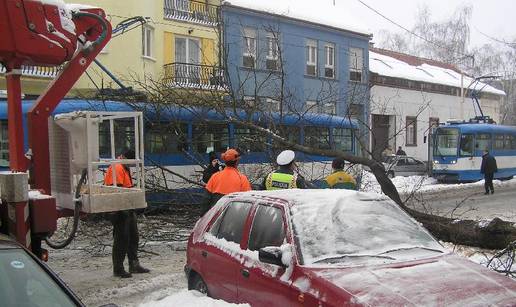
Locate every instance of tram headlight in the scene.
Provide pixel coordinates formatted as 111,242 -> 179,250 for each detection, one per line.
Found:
433,160 -> 440,164
451,160 -> 457,164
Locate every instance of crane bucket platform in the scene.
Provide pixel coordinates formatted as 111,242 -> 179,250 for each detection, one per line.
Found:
0,0 -> 114,256
49,111 -> 146,213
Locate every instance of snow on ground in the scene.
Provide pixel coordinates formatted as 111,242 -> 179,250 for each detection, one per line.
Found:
360,171 -> 516,195
140,290 -> 249,307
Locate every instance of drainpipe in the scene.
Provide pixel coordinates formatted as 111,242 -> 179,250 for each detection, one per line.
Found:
460,72 -> 465,119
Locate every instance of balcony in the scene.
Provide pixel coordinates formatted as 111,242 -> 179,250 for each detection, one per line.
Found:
163,62 -> 226,90
0,65 -> 60,78
164,0 -> 220,26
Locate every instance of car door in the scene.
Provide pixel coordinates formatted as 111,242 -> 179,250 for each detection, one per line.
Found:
411,158 -> 427,175
200,201 -> 253,303
236,203 -> 298,305
394,157 -> 409,176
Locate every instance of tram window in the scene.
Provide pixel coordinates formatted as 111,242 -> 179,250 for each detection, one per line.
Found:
459,134 -> 474,156
272,126 -> 299,149
145,122 -> 187,154
0,120 -> 8,167
99,120 -> 136,158
333,128 -> 353,152
304,127 -> 331,150
192,123 -> 229,154
494,134 -> 505,150
505,135 -> 515,150
234,125 -> 267,152
475,133 -> 491,151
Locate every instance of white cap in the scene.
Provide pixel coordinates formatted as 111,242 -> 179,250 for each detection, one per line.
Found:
276,150 -> 295,166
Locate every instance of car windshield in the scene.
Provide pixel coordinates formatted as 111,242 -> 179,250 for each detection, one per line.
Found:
0,249 -> 77,307
289,191 -> 443,266
433,128 -> 458,156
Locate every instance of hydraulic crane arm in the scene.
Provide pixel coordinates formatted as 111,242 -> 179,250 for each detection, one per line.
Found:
27,8 -> 112,193
0,0 -> 112,255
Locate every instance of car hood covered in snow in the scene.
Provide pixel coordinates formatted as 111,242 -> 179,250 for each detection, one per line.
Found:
309,254 -> 516,306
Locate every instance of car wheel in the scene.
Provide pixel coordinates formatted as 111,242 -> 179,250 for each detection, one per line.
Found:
387,171 -> 395,179
190,273 -> 209,296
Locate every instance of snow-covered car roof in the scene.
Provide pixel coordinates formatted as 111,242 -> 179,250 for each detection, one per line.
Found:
229,189 -> 444,266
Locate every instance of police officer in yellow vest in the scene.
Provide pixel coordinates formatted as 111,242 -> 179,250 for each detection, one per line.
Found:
263,150 -> 307,190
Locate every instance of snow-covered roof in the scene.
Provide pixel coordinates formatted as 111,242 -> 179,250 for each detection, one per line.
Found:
370,50 -> 505,96
222,0 -> 372,37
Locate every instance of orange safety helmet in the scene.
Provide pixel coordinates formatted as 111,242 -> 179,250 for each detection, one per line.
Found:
221,148 -> 240,162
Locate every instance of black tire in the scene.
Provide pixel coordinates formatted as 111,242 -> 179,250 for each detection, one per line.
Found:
387,171 -> 395,179
190,273 -> 209,296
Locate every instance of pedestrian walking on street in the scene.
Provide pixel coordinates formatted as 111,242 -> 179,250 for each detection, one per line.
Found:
262,150 -> 307,190
202,148 -> 252,215
325,158 -> 357,190
480,149 -> 498,195
202,151 -> 223,184
105,149 -> 150,278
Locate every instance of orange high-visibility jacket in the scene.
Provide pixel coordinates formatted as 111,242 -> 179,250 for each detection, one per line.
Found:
104,164 -> 133,188
205,166 -> 252,195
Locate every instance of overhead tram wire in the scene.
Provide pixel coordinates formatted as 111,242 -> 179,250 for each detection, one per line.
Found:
353,0 -> 473,61
475,27 -> 516,48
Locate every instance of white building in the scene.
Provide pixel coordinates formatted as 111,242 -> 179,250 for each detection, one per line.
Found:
369,48 -> 505,161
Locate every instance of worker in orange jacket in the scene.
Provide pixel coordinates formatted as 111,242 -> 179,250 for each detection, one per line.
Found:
104,149 -> 149,278
202,148 -> 252,215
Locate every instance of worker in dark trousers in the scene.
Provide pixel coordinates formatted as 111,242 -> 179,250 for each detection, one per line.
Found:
105,149 -> 150,278
262,150 -> 307,190
480,149 -> 498,195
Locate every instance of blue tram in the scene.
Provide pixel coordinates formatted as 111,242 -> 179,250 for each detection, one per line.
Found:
0,99 -> 358,202
432,119 -> 516,182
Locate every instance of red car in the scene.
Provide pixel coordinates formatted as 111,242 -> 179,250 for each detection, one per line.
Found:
185,190 -> 516,306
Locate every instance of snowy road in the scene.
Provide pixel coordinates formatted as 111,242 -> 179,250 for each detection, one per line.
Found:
403,180 -> 516,222
361,172 -> 516,222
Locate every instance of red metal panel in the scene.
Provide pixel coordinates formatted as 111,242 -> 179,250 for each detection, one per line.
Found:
29,197 -> 57,234
6,72 -> 29,172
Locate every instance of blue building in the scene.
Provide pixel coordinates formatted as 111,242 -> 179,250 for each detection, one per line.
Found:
221,1 -> 371,125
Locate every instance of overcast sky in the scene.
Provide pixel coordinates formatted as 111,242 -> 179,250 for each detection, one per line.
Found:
333,0 -> 516,48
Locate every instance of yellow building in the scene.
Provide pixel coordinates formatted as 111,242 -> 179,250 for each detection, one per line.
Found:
69,0 -> 222,96
0,0 -> 222,98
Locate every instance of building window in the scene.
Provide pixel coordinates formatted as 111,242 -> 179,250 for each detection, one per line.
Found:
305,101 -> 318,113
347,103 -> 363,120
306,39 -> 317,76
142,26 -> 154,58
324,43 -> 335,78
243,28 -> 256,68
349,47 -> 363,82
406,116 -> 417,146
322,102 -> 336,115
174,37 -> 201,83
265,98 -> 280,112
266,32 -> 279,70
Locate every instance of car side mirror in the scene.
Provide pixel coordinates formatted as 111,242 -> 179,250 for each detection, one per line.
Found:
259,246 -> 286,267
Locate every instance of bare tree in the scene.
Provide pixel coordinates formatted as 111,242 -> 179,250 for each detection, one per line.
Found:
87,18 -> 516,251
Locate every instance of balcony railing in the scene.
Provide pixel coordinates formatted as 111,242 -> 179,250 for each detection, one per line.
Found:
163,62 -> 226,90
164,0 -> 220,26
0,65 -> 60,78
